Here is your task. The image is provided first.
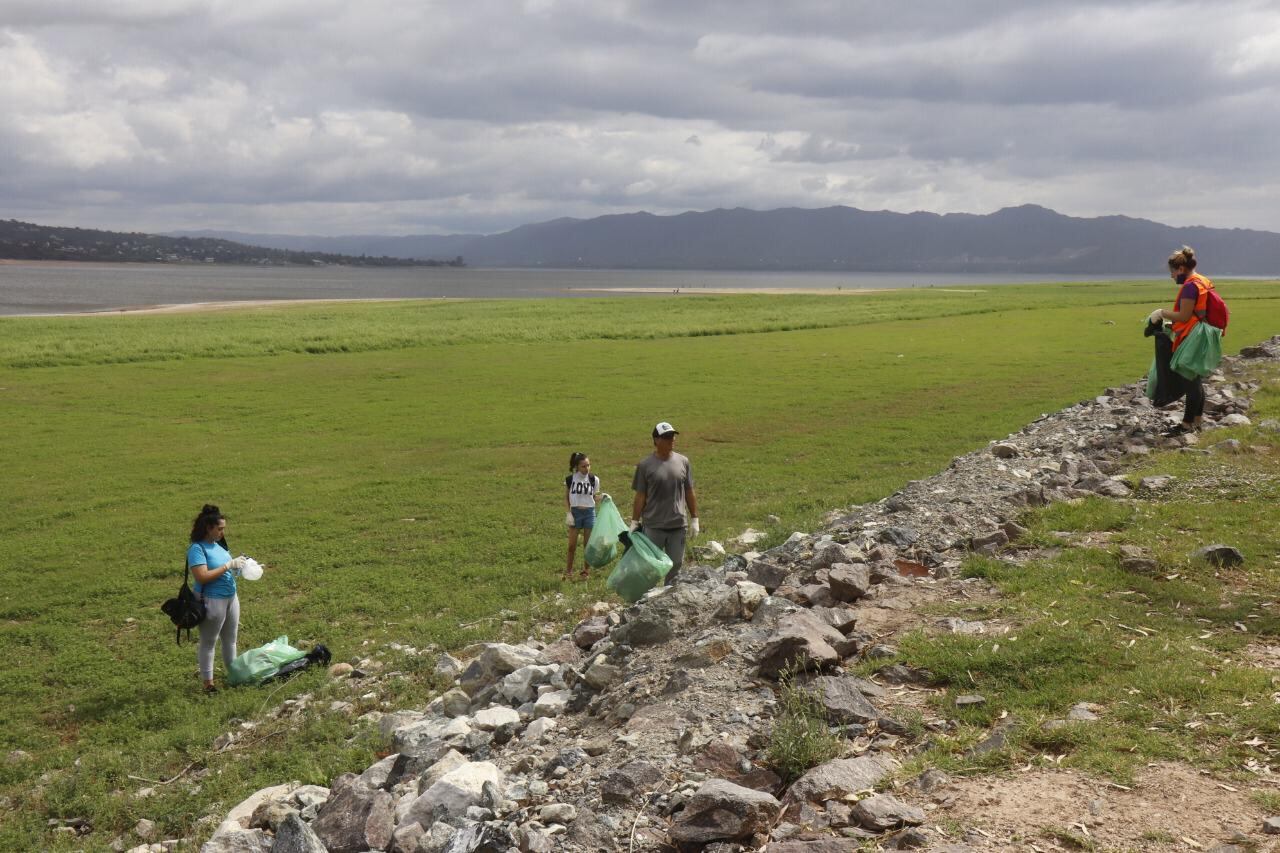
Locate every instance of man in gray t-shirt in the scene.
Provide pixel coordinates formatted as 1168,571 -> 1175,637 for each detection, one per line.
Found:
631,421 -> 700,584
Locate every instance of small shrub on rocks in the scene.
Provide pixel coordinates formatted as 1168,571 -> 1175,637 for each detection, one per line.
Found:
766,669 -> 842,784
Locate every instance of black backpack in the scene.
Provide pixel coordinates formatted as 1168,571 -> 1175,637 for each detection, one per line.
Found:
161,539 -> 225,645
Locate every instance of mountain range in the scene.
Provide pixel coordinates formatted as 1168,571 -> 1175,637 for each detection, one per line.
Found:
172,205 -> 1280,275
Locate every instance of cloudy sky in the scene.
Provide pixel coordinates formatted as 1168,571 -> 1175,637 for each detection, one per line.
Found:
3,0 -> 1279,236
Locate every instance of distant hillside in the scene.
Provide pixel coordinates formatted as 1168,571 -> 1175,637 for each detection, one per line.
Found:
168,230 -> 476,263
0,219 -> 462,267
196,205 -> 1280,275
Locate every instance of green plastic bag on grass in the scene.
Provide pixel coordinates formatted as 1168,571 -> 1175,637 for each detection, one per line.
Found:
228,635 -> 307,686
606,531 -> 673,603
1170,321 -> 1223,380
585,495 -> 627,568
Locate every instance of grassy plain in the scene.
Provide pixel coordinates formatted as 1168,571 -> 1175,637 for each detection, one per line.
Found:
876,363 -> 1280,792
1,280 -> 1277,849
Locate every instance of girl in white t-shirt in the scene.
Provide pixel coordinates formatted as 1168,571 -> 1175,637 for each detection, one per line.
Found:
564,452 -> 602,580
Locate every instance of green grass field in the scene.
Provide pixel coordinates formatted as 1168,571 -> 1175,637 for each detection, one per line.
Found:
1,280 -> 1277,849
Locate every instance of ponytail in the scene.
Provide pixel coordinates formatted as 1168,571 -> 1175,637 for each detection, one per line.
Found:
568,451 -> 586,471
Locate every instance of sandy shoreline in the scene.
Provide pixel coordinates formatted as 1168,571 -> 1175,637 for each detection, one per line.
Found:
15,297 -> 451,318
10,285 -> 994,317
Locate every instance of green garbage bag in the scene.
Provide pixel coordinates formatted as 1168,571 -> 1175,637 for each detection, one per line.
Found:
606,531 -> 673,603
585,496 -> 627,568
228,635 -> 307,687
1145,356 -> 1158,401
1170,321 -> 1223,380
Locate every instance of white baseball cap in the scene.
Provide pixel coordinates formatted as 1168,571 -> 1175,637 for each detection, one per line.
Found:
653,421 -> 679,437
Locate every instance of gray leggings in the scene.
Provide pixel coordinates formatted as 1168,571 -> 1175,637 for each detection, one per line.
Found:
198,595 -> 240,681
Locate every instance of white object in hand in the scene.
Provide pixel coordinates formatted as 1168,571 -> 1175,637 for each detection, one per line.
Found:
240,557 -> 264,581
565,510 -> 575,527
690,518 -> 700,537
628,519 -> 640,533
1148,308 -> 1165,325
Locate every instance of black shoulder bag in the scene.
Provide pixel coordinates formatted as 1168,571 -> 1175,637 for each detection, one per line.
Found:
161,540 -> 227,645
161,559 -> 206,645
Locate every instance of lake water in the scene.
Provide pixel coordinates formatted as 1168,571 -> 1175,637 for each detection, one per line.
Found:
0,262 -> 1152,316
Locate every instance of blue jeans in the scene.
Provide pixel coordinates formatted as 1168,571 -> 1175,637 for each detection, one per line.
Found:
570,507 -> 596,529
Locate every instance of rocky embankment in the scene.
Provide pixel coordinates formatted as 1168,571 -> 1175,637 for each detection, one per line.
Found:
179,336 -> 1280,853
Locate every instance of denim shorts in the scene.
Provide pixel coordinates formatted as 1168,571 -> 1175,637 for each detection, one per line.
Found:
570,506 -> 596,529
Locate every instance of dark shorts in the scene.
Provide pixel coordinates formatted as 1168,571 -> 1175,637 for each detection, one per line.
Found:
571,506 -> 596,529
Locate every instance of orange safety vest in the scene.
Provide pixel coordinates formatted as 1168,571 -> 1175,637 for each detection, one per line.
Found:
1170,272 -> 1214,351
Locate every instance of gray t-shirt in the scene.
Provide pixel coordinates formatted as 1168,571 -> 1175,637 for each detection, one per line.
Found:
632,451 -> 694,530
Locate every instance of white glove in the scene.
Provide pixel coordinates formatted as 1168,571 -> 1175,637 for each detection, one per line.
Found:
600,492 -> 611,501
690,518 -> 700,537
1148,309 -> 1165,325
226,556 -> 247,573
628,519 -> 640,533
565,511 -> 575,527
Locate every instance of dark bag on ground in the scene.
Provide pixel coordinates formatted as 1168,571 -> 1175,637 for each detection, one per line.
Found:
160,559 -> 205,645
262,644 -> 332,685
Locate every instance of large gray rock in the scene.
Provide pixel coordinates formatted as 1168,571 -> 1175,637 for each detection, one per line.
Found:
599,760 -> 664,804
392,717 -> 471,756
809,606 -> 858,634
758,611 -> 845,678
310,782 -> 394,853
811,540 -> 857,569
826,564 -> 870,602
572,617 -> 610,649
498,664 -> 557,704
851,793 -> 926,830
613,586 -> 719,646
270,813 -> 327,853
201,829 -> 272,853
764,841 -> 865,852
457,643 -> 540,695
746,558 -> 791,592
807,675 -> 880,724
405,761 -> 503,824
669,778 -> 782,844
784,757 -> 891,805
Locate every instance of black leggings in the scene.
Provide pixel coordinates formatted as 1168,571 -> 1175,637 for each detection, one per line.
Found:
1183,377 -> 1205,423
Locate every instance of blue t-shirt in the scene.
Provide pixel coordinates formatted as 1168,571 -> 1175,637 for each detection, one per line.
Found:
187,541 -> 236,598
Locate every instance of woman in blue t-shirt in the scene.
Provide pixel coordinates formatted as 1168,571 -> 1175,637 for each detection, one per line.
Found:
187,504 -> 246,693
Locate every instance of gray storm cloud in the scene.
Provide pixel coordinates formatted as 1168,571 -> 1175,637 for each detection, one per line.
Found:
2,0 -> 1279,235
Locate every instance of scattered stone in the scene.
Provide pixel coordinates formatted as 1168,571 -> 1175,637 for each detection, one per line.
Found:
433,653 -> 463,679
599,761 -> 663,804
1264,816 -> 1280,834
1220,413 -> 1252,426
133,819 -> 155,840
807,675 -> 880,725
1194,544 -> 1244,567
669,778 -> 783,845
758,611 -> 845,678
1067,702 -> 1101,721
827,564 -> 871,602
940,617 -> 984,635
310,781 -> 393,853
954,694 -> 986,707
572,617 -> 610,649
272,813 -> 327,853
1138,475 -> 1176,491
879,526 -> 919,548
851,793 -> 926,830
910,768 -> 951,794
882,827 -> 932,849
991,443 -> 1019,458
438,688 -> 471,717
327,662 -> 354,678
784,757 -> 890,805
538,803 -> 578,824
